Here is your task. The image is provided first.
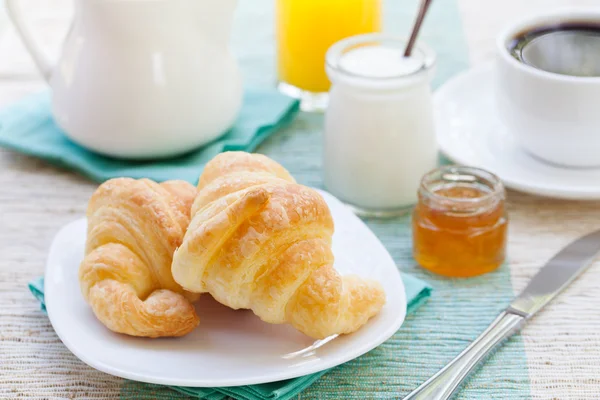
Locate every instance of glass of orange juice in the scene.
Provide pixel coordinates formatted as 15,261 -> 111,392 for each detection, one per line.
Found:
276,0 -> 382,111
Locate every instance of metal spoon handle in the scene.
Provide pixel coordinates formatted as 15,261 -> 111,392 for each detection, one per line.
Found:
403,312 -> 526,400
404,0 -> 433,57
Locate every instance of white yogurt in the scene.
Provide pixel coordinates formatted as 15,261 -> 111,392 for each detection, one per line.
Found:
338,46 -> 423,78
323,36 -> 438,214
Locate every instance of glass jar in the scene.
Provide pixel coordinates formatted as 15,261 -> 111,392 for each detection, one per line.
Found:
323,34 -> 437,217
412,166 -> 508,277
275,0 -> 382,112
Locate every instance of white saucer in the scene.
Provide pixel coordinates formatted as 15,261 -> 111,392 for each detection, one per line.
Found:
435,62 -> 600,200
44,190 -> 406,387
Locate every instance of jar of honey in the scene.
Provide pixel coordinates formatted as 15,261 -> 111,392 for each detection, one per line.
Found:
412,166 -> 508,277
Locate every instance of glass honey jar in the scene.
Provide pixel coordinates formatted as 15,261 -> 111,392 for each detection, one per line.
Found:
412,166 -> 508,277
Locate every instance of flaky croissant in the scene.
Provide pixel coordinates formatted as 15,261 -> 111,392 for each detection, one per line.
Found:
172,152 -> 386,339
79,178 -> 200,338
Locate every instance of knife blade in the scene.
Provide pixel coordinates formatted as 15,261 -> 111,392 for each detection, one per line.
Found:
403,229 -> 600,400
508,229 -> 600,318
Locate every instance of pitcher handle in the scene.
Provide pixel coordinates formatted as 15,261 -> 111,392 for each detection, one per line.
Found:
5,0 -> 53,82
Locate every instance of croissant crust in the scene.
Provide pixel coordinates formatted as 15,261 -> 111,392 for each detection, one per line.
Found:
172,152 -> 386,339
79,178 -> 200,338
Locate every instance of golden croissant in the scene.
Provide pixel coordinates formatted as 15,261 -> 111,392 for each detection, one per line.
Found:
79,178 -> 200,338
172,152 -> 386,339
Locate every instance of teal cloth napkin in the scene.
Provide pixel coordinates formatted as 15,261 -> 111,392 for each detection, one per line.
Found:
0,90 -> 299,184
29,273 -> 431,400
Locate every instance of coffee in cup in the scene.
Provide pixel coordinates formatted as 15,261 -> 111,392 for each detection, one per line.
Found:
496,10 -> 600,168
509,23 -> 600,77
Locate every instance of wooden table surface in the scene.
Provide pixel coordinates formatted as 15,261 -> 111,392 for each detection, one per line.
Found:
0,1 -> 599,399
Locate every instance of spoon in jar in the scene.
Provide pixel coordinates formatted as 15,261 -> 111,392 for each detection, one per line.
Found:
404,0 -> 434,57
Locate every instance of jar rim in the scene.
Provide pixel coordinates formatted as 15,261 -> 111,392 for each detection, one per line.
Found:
419,165 -> 505,205
326,33 -> 436,81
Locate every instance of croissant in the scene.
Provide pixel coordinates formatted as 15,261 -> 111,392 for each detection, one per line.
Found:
79,178 -> 200,338
171,152 -> 386,339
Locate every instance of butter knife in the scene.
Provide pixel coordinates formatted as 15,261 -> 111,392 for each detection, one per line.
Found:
404,229 -> 600,400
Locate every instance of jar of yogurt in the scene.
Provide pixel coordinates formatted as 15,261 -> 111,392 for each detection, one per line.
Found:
323,34 -> 437,217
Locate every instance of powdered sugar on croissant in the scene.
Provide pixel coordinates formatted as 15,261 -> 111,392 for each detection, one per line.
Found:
172,152 -> 385,339
79,178 -> 200,338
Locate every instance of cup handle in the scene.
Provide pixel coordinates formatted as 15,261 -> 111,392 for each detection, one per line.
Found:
5,0 -> 54,82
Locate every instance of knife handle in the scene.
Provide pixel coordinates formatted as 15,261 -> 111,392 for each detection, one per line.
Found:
403,311 -> 526,400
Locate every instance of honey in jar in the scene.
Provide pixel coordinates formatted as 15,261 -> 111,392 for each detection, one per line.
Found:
412,166 -> 508,277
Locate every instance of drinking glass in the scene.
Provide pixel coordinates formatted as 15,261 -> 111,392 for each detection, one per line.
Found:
275,0 -> 382,111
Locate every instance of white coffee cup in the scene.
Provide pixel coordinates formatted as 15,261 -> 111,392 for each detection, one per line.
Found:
496,9 -> 600,168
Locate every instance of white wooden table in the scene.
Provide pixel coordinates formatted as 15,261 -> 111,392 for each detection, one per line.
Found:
0,1 -> 599,399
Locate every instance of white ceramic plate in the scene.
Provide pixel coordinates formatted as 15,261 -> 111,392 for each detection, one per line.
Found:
435,62 -> 600,200
45,189 -> 406,387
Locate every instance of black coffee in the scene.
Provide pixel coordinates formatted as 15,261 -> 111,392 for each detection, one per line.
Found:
508,22 -> 600,77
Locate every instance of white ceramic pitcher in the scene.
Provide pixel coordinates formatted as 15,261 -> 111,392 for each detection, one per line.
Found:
6,0 -> 243,159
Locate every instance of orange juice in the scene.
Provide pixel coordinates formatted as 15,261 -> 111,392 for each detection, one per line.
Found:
276,0 -> 382,93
